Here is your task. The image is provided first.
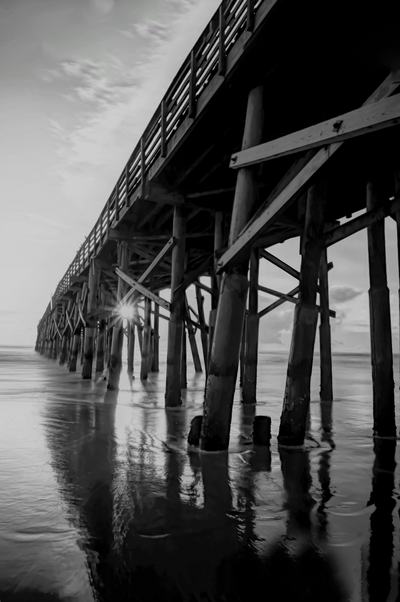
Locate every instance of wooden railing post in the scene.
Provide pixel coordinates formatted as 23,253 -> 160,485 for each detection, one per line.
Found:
141,136 -> 146,196
161,99 -> 167,158
246,0 -> 255,32
218,3 -> 226,76
188,49 -> 197,119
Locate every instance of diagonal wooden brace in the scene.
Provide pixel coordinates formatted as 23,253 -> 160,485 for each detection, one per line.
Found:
115,268 -> 170,311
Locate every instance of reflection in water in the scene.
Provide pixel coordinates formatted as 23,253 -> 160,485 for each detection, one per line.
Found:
1,348 -> 400,601
367,439 -> 396,602
261,449 -> 349,602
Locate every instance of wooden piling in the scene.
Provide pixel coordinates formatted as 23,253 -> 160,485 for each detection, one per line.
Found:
106,323 -> 113,369
207,212 -> 224,371
96,318 -> 106,372
185,295 -> 202,372
127,318 -> 135,374
195,285 -> 208,370
69,289 -> 83,372
140,297 -> 152,380
59,301 -> 72,365
151,303 -> 160,372
201,86 -> 264,451
367,178 -> 395,438
319,248 -> 333,402
278,179 -> 327,447
165,206 -> 186,406
82,259 -> 99,379
52,333 -> 59,359
239,318 -> 246,387
108,243 -> 130,390
243,248 -> 260,403
395,168 -> 400,387
180,324 -> 187,389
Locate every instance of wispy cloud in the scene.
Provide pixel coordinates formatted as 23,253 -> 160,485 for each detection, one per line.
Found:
330,286 -> 363,304
43,0 -> 220,217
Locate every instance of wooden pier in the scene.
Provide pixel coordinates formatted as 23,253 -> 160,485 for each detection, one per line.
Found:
36,0 -> 400,448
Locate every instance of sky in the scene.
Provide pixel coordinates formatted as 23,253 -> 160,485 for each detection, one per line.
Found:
0,0 -> 399,357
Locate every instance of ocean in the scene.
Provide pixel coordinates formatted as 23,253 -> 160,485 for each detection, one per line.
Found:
0,345 -> 399,602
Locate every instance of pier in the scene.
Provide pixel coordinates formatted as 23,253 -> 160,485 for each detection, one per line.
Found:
35,0 -> 399,447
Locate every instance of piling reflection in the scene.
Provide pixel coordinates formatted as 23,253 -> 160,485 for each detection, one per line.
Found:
42,388 -> 372,602
366,439 -> 396,602
260,448 -> 349,602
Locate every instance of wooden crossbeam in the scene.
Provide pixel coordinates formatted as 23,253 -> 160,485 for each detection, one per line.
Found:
217,69 -> 400,273
260,250 -> 299,279
258,286 -> 299,318
65,309 -> 74,332
77,302 -> 86,328
230,93 -> 400,169
115,268 -> 170,311
258,284 -> 336,318
324,196 -> 400,248
260,249 -> 334,281
52,315 -> 62,339
112,237 -> 175,316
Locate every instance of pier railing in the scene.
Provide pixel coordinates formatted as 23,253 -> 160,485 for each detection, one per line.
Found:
50,0 -> 265,310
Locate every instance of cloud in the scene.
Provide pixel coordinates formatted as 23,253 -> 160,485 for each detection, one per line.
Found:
329,286 -> 363,304
259,307 -> 294,345
43,0 -> 221,217
90,0 -> 114,16
133,20 -> 170,42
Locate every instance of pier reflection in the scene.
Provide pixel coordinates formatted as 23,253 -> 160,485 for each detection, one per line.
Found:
366,439 -> 396,602
43,390 -> 361,602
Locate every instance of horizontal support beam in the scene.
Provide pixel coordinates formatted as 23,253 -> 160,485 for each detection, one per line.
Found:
230,93 -> 400,169
115,268 -> 170,311
70,275 -> 87,283
217,70 -> 400,272
324,196 -> 400,247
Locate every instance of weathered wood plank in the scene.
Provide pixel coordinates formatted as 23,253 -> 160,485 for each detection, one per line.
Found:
230,93 -> 400,169
217,70 -> 400,272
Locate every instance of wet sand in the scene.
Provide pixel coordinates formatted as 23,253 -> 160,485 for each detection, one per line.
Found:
0,345 -> 399,601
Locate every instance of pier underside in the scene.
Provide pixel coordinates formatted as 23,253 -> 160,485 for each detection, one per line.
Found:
36,0 -> 400,448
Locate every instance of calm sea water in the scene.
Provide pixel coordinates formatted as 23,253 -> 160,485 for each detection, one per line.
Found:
0,345 -> 399,602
